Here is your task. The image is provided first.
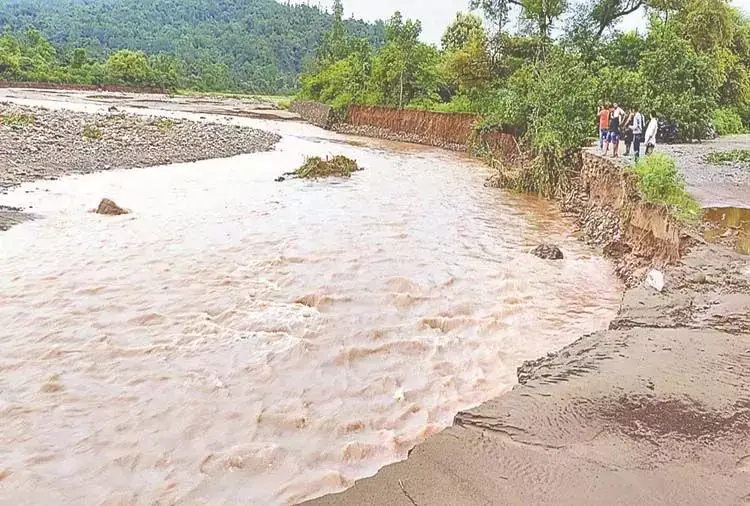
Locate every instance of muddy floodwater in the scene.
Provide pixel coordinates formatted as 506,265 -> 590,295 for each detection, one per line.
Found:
0,92 -> 622,504
704,207 -> 750,255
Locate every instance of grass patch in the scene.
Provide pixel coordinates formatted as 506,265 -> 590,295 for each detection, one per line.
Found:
706,149 -> 750,164
293,155 -> 361,178
630,154 -> 700,222
0,112 -> 36,127
155,118 -> 174,131
82,123 -> 103,140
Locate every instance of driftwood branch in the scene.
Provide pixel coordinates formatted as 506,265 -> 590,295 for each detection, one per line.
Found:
398,479 -> 419,506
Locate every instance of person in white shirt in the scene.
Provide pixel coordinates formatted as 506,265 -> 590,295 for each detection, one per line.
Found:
644,115 -> 659,155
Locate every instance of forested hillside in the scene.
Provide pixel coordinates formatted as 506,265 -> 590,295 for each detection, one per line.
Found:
301,0 -> 749,199
0,0 -> 385,93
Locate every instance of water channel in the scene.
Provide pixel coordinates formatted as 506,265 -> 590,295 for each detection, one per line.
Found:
0,94 -> 622,504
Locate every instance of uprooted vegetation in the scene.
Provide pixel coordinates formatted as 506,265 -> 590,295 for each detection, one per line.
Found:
630,154 -> 700,222
292,155 -> 362,179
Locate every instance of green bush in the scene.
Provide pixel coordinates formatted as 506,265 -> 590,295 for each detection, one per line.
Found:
631,154 -> 700,221
82,123 -> 103,140
706,149 -> 750,163
154,118 -> 174,131
294,155 -> 361,178
0,112 -> 36,126
711,108 -> 746,135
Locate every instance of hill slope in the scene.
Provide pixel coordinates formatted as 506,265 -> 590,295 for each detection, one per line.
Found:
0,0 -> 385,92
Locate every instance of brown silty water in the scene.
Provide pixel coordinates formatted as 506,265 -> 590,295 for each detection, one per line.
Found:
703,207 -> 750,255
0,94 -> 622,504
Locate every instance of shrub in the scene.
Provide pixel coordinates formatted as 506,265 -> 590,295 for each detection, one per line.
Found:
631,154 -> 700,221
0,112 -> 35,126
711,108 -> 746,135
155,118 -> 174,131
706,149 -> 750,163
82,123 -> 103,140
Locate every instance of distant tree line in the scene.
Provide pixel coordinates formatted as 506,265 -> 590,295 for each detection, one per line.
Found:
0,0 -> 385,93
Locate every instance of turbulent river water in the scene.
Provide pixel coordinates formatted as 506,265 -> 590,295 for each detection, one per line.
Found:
0,95 -> 622,505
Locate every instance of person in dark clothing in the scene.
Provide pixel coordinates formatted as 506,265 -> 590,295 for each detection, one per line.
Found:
622,109 -> 635,156
607,103 -> 625,157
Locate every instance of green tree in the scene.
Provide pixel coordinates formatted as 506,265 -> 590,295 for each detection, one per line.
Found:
370,12 -> 440,108
440,31 -> 492,95
441,12 -> 486,52
640,18 -> 722,138
105,49 -> 152,85
0,32 -> 21,77
71,48 -> 88,69
681,0 -> 735,52
148,53 -> 185,89
471,0 -> 567,38
0,0 -> 386,94
318,0 -> 350,64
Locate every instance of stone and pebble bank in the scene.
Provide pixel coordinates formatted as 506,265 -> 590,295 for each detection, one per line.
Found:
0,102 -> 280,231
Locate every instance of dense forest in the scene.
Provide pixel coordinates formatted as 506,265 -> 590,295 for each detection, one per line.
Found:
0,0 -> 384,93
301,0 -> 750,195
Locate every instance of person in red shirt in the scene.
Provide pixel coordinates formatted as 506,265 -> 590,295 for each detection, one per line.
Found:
597,103 -> 610,153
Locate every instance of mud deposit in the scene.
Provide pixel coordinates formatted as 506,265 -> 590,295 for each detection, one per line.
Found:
0,93 -> 622,504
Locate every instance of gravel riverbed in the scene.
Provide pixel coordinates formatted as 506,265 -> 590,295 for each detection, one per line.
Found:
0,102 -> 281,230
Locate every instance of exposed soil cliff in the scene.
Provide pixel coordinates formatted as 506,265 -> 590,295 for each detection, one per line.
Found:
291,101 -> 518,154
565,152 -> 682,283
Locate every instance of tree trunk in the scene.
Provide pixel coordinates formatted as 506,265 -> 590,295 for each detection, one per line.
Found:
399,69 -> 404,110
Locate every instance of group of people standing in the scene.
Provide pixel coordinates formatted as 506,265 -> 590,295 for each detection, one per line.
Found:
597,103 -> 659,162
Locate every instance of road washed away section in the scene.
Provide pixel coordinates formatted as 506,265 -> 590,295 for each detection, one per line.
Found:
0,90 -> 622,504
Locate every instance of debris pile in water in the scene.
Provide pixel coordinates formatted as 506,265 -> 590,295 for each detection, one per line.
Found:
95,198 -> 129,215
293,155 -> 362,179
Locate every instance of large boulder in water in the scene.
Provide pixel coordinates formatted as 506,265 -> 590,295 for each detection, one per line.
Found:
531,243 -> 564,260
95,198 -> 128,215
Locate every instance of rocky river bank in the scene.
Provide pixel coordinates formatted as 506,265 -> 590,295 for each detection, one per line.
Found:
0,102 -> 280,230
